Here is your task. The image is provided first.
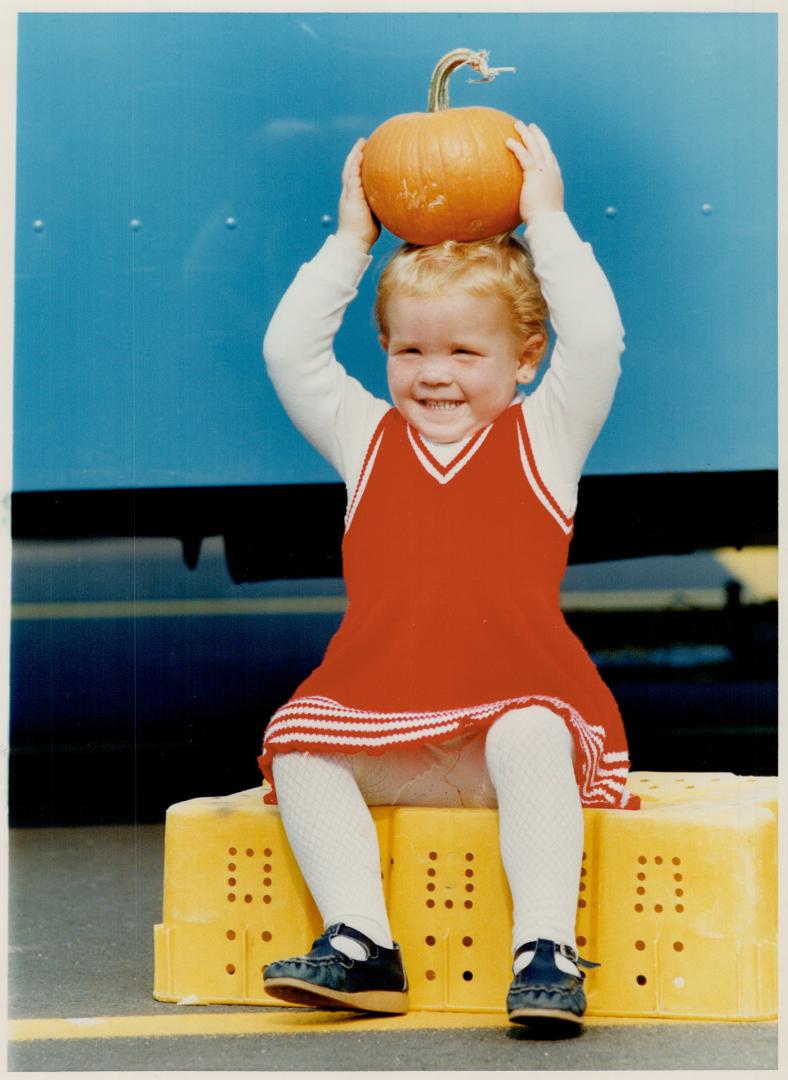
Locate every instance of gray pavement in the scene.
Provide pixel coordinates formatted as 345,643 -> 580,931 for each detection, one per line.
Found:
7,823 -> 780,1072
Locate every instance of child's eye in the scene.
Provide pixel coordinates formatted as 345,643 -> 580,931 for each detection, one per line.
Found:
453,348 -> 478,357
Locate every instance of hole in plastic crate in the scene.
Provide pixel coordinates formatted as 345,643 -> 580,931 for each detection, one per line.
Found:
427,900 -> 435,908
674,873 -> 683,881
672,857 -> 681,865
227,930 -> 236,940
227,964 -> 236,974
264,878 -> 272,887
638,856 -> 646,864
675,888 -> 684,897
649,785 -> 659,790
673,941 -> 684,951
263,863 -> 272,873
676,904 -> 684,913
578,899 -> 586,908
464,900 -> 473,909
577,936 -> 586,947
634,904 -> 643,912
580,867 -> 587,877
465,853 -> 474,862
635,940 -> 645,950
579,882 -> 586,892
637,872 -> 645,881
228,863 -> 236,871
264,848 -> 272,857
429,851 -> 438,860
445,900 -> 453,909
462,971 -> 473,981
246,849 -> 254,857
655,904 -> 663,913
263,895 -> 272,904
465,869 -> 473,878
463,936 -> 473,947
686,785 -> 695,789
655,856 -> 663,864
582,851 -> 587,860
636,975 -> 647,986
229,848 -> 237,855
244,895 -> 252,904
428,868 -> 436,878
636,887 -> 645,895
674,976 -> 685,988
228,893 -> 236,902
426,936 -> 436,946
228,878 -> 236,886
427,883 -> 436,892
465,884 -> 474,893
426,970 -> 436,980
262,931 -> 272,942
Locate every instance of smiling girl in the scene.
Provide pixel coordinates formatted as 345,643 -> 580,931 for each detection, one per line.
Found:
257,122 -> 638,1033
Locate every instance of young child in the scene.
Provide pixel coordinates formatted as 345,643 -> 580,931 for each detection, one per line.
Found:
257,121 -> 639,1031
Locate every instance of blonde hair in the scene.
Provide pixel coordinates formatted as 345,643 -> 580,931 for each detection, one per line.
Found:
374,232 -> 549,362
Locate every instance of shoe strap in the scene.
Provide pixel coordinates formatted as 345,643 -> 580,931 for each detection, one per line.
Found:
324,923 -> 375,949
515,938 -> 601,970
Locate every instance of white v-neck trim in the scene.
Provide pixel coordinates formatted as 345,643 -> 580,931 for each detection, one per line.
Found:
407,424 -> 492,485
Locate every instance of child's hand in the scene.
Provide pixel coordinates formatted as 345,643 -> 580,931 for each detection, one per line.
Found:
506,122 -> 565,225
337,138 -> 380,252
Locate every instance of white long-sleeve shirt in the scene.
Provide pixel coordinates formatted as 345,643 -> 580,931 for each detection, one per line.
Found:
263,210 -> 624,518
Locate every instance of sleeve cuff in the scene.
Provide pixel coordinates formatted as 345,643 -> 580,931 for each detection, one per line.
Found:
524,211 -> 584,256
308,233 -> 373,290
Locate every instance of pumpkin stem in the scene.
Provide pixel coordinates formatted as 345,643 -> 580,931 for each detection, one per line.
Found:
427,48 -> 516,113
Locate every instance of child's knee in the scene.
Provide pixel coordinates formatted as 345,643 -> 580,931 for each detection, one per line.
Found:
272,750 -> 352,791
485,706 -> 575,765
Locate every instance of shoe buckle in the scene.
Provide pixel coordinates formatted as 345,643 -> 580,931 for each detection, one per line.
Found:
555,941 -> 601,970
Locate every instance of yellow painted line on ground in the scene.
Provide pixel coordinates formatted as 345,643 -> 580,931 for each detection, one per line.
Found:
11,588 -> 733,622
9,1010 -> 762,1042
10,596 -> 348,620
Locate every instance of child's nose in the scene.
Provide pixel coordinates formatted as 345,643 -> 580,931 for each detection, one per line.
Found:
418,356 -> 453,384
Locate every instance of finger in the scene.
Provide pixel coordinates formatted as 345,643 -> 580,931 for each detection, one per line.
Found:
528,124 -> 558,169
341,140 -> 364,191
506,137 -> 536,172
516,122 -> 548,170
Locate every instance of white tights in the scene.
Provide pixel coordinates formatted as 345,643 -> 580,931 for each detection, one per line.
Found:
271,706 -> 584,961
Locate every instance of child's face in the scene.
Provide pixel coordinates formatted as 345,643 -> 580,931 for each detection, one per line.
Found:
381,290 -> 540,444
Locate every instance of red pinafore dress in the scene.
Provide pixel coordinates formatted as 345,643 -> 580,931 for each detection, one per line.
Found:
259,403 -> 639,810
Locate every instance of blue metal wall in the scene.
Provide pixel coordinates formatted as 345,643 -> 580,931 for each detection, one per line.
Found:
13,11 -> 777,492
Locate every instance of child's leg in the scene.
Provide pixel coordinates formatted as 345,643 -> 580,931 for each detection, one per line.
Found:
484,707 -> 583,969
272,750 -> 393,951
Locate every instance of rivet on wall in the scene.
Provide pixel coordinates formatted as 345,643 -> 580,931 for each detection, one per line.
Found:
605,206 -> 618,219
701,204 -> 713,215
130,219 -> 142,231
320,214 -> 334,228
32,219 -> 45,232
225,217 -> 238,229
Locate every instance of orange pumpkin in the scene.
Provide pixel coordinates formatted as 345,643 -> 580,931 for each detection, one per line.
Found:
361,49 -> 523,246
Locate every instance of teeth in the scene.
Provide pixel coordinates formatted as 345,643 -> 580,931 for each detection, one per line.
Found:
422,401 -> 461,410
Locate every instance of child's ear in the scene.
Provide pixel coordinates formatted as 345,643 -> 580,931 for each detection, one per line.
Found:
378,334 -> 389,353
516,331 -> 546,384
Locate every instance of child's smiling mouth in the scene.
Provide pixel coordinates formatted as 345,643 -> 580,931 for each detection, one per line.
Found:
419,399 -> 465,411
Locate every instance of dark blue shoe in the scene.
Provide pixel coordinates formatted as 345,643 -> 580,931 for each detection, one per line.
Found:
507,939 -> 600,1030
263,923 -> 409,1014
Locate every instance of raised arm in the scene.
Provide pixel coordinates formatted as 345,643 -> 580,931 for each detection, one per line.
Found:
262,139 -> 389,489
506,123 -> 625,517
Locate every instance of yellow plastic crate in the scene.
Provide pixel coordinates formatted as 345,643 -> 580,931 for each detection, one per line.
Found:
153,773 -> 777,1019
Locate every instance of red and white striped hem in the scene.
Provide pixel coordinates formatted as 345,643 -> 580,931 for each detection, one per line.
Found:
261,694 -> 635,809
